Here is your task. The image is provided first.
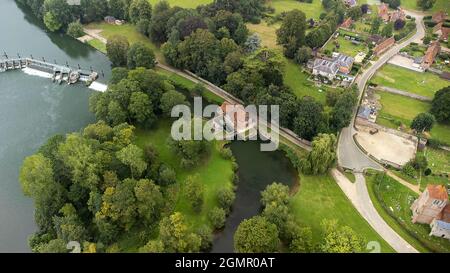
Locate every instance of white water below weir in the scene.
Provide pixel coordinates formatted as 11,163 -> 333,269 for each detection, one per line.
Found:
1,57 -> 108,92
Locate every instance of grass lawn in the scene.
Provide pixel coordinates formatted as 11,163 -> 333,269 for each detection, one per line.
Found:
283,59 -> 328,104
246,20 -> 329,104
344,171 -> 356,183
85,22 -> 164,61
324,36 -> 368,58
401,0 -> 450,13
376,91 -> 450,145
290,174 -> 395,252
148,0 -> 212,9
268,0 -> 325,19
366,171 -> 450,253
134,119 -> 234,230
371,64 -> 449,99
87,38 -> 106,53
393,147 -> 450,191
246,22 -> 281,50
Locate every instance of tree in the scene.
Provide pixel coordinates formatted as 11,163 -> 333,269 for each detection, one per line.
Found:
52,203 -> 87,243
116,144 -> 147,178
80,0 -> 108,23
295,46 -> 312,64
159,212 -> 202,253
217,188 -> 235,214
411,112 -> 436,132
44,12 -> 62,32
381,22 -> 394,37
158,164 -> 176,185
110,67 -> 129,84
290,227 -> 313,253
370,17 -> 382,35
136,19 -> 151,36
184,176 -> 204,213
394,19 -> 405,30
208,207 -> 226,229
128,92 -> 154,125
234,216 -> 280,253
430,86 -> 450,123
417,0 -> 436,10
66,21 -> 84,38
19,154 -> 55,199
261,183 -> 290,207
134,179 -> 163,226
109,0 -> 127,19
262,202 -> 290,238
293,97 -> 324,140
361,4 -> 369,14
106,35 -> 129,67
100,178 -> 139,230
276,9 -> 307,58
383,0 -> 401,9
129,0 -> 152,24
348,6 -> 363,20
319,219 -> 365,253
107,100 -> 127,126
330,89 -> 357,131
36,239 -> 68,253
127,42 -> 156,69
139,240 -> 164,253
304,134 -> 337,175
244,33 -> 261,53
160,90 -> 188,116
43,0 -> 72,31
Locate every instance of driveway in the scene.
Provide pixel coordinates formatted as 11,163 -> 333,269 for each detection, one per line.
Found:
332,169 -> 419,253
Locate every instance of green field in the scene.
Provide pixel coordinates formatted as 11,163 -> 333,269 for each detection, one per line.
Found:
85,22 -> 163,61
135,119 -> 234,229
268,0 -> 325,19
401,0 -> 450,13
148,0 -> 212,9
376,91 -> 450,145
283,59 -> 328,103
290,174 -> 395,252
372,64 -> 449,99
366,171 -> 450,253
324,35 -> 368,58
247,22 -> 281,50
87,38 -> 106,53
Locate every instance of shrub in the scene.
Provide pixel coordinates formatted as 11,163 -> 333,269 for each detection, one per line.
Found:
67,21 -> 84,38
217,188 -> 236,214
208,207 -> 226,229
402,163 -> 416,177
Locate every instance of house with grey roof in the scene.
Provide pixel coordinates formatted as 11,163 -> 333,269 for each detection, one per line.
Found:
332,53 -> 354,74
312,59 -> 339,80
430,219 -> 450,240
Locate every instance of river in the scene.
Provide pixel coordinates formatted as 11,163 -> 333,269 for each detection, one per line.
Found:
0,0 -> 111,252
0,0 -> 298,253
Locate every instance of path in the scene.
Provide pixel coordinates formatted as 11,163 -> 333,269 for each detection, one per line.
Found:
331,169 -> 419,253
375,86 -> 431,101
385,170 -> 421,194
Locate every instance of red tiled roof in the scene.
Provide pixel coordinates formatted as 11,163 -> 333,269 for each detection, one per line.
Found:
427,184 -> 448,201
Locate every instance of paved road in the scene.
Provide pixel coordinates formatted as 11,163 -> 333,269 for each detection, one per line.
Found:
335,11 -> 425,253
338,11 -> 425,172
332,169 -> 418,253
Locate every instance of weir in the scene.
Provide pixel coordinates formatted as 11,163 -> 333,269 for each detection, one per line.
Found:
0,57 -> 100,86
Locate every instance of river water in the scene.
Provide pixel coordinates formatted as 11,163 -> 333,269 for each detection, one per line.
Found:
0,0 -> 111,252
0,0 -> 297,252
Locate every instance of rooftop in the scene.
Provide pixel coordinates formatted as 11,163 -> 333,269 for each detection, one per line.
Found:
427,184 -> 448,201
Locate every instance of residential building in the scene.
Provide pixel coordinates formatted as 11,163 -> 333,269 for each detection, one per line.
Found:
312,59 -> 340,80
332,53 -> 354,74
432,11 -> 446,24
421,41 -> 441,70
373,37 -> 395,56
430,219 -> 450,239
344,0 -> 357,7
354,52 -> 367,64
213,102 -> 256,138
340,18 -> 353,29
389,8 -> 406,22
378,3 -> 390,22
411,184 -> 448,224
434,23 -> 450,42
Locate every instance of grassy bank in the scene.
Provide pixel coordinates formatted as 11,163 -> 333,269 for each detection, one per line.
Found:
366,171 -> 450,253
290,174 -> 395,252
